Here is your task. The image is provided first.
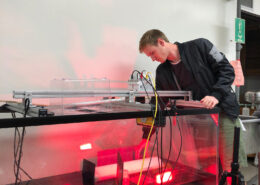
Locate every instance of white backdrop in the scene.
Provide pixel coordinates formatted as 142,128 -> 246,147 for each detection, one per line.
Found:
0,0 -> 238,96
0,0 -> 237,184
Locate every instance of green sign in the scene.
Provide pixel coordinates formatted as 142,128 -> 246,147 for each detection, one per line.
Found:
235,18 -> 245,44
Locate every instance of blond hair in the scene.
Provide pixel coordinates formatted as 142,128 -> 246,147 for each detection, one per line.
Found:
139,29 -> 169,53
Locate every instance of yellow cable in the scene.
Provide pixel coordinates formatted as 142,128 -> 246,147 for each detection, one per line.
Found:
146,72 -> 156,92
137,77 -> 158,185
145,72 -> 153,81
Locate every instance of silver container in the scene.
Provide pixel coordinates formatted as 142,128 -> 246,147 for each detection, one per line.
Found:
255,91 -> 260,104
245,91 -> 256,103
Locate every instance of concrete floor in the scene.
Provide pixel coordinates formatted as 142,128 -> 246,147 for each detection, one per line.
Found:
240,156 -> 259,185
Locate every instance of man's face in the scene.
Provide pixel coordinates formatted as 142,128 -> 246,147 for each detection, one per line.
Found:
142,42 -> 168,63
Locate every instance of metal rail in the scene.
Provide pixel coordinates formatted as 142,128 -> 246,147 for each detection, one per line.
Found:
13,90 -> 192,99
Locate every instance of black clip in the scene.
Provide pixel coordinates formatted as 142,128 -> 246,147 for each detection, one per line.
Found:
170,99 -> 177,116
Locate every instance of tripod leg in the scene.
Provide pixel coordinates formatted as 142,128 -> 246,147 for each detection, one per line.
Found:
219,171 -> 228,185
238,172 -> 245,185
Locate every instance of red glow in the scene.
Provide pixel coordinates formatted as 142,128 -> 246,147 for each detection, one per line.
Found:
204,164 -> 217,174
156,171 -> 173,184
210,113 -> 219,126
67,26 -> 137,80
80,143 -> 92,150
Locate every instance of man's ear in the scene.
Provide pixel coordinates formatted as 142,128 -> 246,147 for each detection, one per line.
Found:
157,38 -> 165,46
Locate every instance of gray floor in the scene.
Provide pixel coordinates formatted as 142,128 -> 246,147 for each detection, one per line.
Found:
240,156 -> 259,185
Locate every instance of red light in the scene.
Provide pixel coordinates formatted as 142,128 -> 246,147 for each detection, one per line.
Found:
80,143 -> 92,150
156,171 -> 173,184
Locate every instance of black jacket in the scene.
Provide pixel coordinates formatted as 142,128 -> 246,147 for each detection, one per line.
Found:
155,38 -> 239,119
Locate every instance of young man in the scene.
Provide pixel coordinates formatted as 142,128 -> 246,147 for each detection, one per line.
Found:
139,29 -> 247,173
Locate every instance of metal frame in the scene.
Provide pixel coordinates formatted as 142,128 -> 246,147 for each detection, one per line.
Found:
4,102 -> 51,117
0,107 -> 220,128
9,90 -> 192,117
13,90 -> 192,99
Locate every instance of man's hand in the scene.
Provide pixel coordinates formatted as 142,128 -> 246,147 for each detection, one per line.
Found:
200,96 -> 219,109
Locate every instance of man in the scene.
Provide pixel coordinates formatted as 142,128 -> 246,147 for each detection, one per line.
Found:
139,29 -> 247,174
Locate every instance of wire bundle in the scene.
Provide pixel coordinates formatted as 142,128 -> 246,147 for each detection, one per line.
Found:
131,70 -> 183,185
13,98 -> 33,185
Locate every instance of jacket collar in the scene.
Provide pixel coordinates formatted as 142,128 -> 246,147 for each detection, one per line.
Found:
163,42 -> 184,65
174,41 -> 184,58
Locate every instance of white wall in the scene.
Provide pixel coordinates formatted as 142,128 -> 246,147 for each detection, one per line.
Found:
255,0 -> 260,14
0,0 -> 238,96
0,0 -> 237,184
242,0 -> 260,15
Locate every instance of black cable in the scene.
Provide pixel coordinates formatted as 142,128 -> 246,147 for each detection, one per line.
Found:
14,126 -> 31,184
13,112 -> 22,184
130,70 -> 142,80
13,99 -> 34,185
166,116 -> 183,183
131,70 -> 182,184
137,70 -> 163,182
162,117 -> 172,170
157,135 -> 160,170
162,102 -> 174,175
133,70 -> 161,185
14,132 -> 22,183
156,129 -> 161,174
158,110 -> 163,185
147,87 -> 174,174
160,127 -> 163,184
157,97 -> 181,184
141,128 -> 159,185
15,127 -> 26,185
155,110 -> 161,178
15,130 -> 26,184
24,98 -> 30,117
132,70 -> 166,182
139,77 -> 151,103
137,73 -> 171,173
141,75 -> 181,184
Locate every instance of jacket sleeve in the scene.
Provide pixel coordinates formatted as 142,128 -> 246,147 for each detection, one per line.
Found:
196,38 -> 235,101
